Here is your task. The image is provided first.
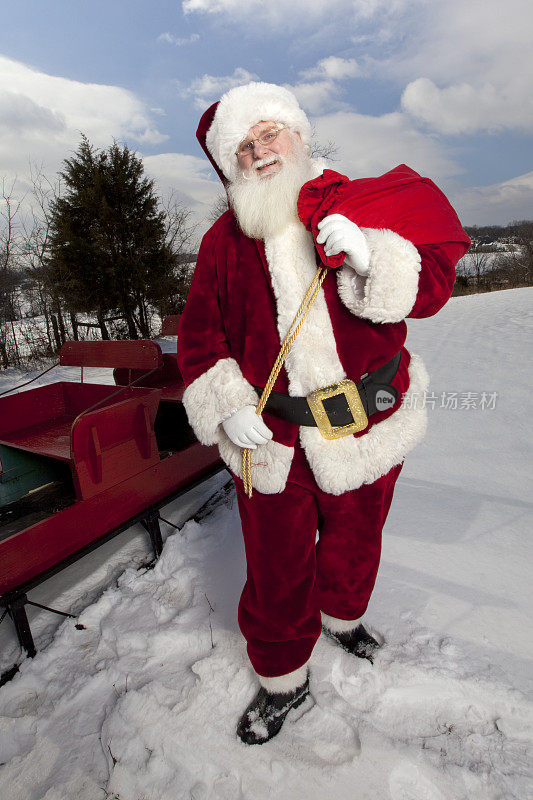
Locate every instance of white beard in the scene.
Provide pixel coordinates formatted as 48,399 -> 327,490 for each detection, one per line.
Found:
228,139 -> 315,240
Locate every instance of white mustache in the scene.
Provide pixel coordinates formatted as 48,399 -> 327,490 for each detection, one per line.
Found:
253,155 -> 283,170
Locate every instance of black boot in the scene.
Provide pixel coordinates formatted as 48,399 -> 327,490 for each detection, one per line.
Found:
324,623 -> 380,663
236,677 -> 310,745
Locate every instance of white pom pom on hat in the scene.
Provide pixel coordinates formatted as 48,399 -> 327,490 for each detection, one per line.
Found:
205,82 -> 312,181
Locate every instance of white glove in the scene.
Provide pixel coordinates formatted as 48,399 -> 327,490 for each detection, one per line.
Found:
316,214 -> 371,276
221,405 -> 273,449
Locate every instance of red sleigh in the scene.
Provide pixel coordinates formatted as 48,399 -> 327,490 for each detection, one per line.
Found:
0,329 -> 224,673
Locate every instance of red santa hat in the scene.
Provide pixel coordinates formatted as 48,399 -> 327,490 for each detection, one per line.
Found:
205,82 -> 312,182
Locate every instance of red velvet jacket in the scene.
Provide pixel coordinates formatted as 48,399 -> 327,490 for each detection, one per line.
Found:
177,164 -> 469,495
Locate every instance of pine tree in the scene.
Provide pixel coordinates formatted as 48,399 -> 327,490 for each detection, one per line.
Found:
47,135 -> 178,339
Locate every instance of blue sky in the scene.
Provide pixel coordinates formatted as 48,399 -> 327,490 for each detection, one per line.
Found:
1,0 -> 532,227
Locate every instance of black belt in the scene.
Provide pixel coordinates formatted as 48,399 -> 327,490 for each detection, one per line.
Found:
253,352 -> 401,428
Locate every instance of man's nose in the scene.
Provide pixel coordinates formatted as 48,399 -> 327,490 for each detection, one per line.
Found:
252,140 -> 271,158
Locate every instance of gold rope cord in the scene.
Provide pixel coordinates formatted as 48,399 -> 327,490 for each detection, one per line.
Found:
242,264 -> 329,497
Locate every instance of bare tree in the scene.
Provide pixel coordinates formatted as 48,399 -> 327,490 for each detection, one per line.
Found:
150,191 -> 200,320
311,133 -> 338,161
21,163 -> 67,353
508,220 -> 533,285
207,193 -> 230,225
0,177 -> 24,367
161,190 -> 197,256
464,249 -> 490,289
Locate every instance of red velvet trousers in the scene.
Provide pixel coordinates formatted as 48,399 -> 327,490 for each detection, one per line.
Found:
234,442 -> 403,678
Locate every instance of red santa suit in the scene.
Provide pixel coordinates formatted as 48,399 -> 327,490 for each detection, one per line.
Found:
177,83 -> 470,691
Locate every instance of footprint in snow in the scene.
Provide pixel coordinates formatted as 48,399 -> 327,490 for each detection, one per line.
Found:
209,772 -> 243,799
388,762 -> 449,800
287,697 -> 361,766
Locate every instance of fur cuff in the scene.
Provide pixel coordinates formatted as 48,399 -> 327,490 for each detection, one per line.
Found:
218,435 -> 294,494
337,228 -> 421,323
182,358 -> 258,445
321,612 -> 364,633
258,663 -> 308,693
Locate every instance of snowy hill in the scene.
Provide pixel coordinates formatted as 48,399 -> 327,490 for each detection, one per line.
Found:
0,288 -> 532,800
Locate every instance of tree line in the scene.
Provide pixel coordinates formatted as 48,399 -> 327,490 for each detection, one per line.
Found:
0,136 -> 197,369
455,220 -> 533,295
3,136 -> 532,368
464,221 -> 532,242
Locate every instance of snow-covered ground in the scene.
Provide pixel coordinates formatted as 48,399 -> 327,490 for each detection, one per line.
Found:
0,288 -> 532,800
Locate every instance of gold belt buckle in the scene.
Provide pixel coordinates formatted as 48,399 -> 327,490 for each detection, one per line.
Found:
307,379 -> 368,440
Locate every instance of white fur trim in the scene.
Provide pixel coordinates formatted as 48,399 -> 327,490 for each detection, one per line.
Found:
258,663 -> 308,693
182,357 -> 258,445
299,354 -> 429,494
321,612 -> 364,633
218,434 -> 294,494
337,228 -> 421,323
206,82 -> 312,182
264,222 -> 346,397
182,358 -> 294,494
263,222 -> 429,495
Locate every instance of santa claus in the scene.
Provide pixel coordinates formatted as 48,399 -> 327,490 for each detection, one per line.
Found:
177,82 -> 470,744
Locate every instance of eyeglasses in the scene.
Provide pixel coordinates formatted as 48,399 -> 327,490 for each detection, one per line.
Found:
236,125 -> 287,157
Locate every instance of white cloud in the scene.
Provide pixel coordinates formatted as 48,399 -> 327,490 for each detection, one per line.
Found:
180,67 -> 260,109
180,66 -> 461,182
182,0 -> 410,28
0,90 -> 66,135
285,80 -> 340,116
450,171 -> 533,226
380,0 -> 531,88
0,53 -> 172,217
372,0 -> 533,135
182,57 -> 359,119
143,153 -> 220,209
300,56 -> 361,81
157,32 -> 200,46
182,0 -> 350,25
183,0 -> 239,9
312,110 -> 462,180
0,56 -> 227,232
0,54 -> 168,185
401,77 -> 533,136
182,0 -> 533,137
143,153 -> 227,237
283,57 -> 362,115
314,109 -> 533,223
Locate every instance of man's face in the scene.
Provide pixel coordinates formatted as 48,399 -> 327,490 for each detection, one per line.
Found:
228,119 -> 313,239
236,120 -> 300,178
